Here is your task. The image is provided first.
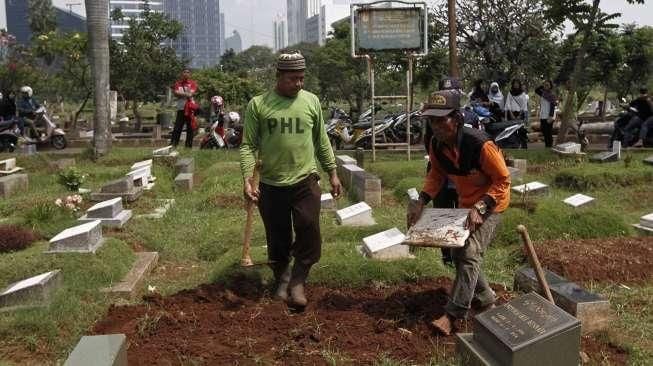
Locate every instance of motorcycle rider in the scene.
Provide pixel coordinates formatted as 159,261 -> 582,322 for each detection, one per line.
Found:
626,87 -> 653,147
16,86 -> 41,141
210,95 -> 226,137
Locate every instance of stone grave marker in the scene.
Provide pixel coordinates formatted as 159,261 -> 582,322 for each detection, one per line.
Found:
339,164 -> 364,190
633,212 -> 653,235
47,220 -> 105,253
362,228 -> 410,260
102,252 -> 159,298
552,142 -> 582,155
457,292 -> 581,366
404,208 -> 470,248
79,198 -> 132,228
174,173 -> 193,191
514,267 -> 611,334
351,171 -> 382,206
174,157 -> 195,175
563,194 -> 595,208
336,202 -> 375,226
90,177 -> 142,202
125,168 -> 150,189
508,167 -> 523,181
320,193 -> 335,211
153,145 -> 173,156
612,140 -> 622,160
131,159 -> 153,172
64,334 -> 127,366
0,270 -> 61,312
512,181 -> 549,196
0,173 -> 28,198
335,155 -> 357,167
0,158 -> 23,176
590,151 -> 618,163
644,155 -> 653,166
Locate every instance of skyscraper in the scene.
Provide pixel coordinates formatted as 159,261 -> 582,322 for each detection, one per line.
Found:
220,12 -> 226,56
164,0 -> 222,68
273,15 -> 286,52
287,0 -> 322,46
109,0 -> 163,40
4,0 -> 86,44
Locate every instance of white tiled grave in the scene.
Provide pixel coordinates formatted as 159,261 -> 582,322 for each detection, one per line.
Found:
563,194 -> 595,208
47,220 -> 106,253
404,208 -> 470,248
336,202 -> 375,226
79,198 -> 132,228
362,227 -> 410,260
553,142 -> 582,154
130,160 -> 154,182
126,168 -> 153,190
0,158 -> 23,176
321,193 -> 335,210
512,181 -> 549,195
632,213 -> 653,235
0,270 -> 61,312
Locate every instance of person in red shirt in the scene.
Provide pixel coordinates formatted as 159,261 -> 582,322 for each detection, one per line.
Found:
171,69 -> 198,148
408,90 -> 511,336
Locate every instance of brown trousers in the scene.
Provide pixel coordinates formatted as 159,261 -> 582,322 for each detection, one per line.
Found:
258,174 -> 322,266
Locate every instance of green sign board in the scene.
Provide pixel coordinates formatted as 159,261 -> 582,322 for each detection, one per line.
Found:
355,7 -> 424,52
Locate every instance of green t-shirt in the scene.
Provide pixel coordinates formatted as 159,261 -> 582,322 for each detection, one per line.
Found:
239,89 -> 337,186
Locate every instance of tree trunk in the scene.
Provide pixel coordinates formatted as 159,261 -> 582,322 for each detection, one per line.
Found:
556,0 -> 601,144
601,86 -> 608,118
132,101 -> 142,132
447,0 -> 460,77
73,91 -> 92,130
86,0 -> 111,157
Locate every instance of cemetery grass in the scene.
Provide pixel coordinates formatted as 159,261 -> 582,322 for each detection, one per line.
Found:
0,148 -> 651,364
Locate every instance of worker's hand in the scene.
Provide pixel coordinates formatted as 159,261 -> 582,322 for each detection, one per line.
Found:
407,200 -> 424,228
243,176 -> 259,203
329,170 -> 342,199
465,208 -> 484,233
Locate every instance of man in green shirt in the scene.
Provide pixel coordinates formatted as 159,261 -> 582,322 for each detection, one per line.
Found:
240,52 -> 342,309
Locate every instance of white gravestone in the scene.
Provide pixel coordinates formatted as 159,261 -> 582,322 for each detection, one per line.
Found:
47,220 -> 105,253
563,194 -> 595,208
404,208 -> 470,248
126,168 -> 152,190
0,270 -> 62,312
321,193 -> 336,210
336,202 -> 375,226
512,181 -> 549,195
79,198 -> 132,228
612,141 -> 621,160
0,158 -> 23,175
363,228 -> 410,260
553,142 -> 582,154
340,164 -> 364,189
335,155 -> 357,167
640,213 -> 653,229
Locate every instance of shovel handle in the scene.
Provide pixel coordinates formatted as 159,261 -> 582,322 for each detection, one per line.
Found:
517,225 -> 555,305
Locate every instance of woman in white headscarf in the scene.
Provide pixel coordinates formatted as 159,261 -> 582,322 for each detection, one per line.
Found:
487,82 -> 504,119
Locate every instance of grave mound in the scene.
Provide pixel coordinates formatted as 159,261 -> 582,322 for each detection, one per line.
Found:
92,276 -> 623,365
533,236 -> 653,284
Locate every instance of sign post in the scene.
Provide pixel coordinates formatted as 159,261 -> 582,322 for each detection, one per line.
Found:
351,1 -> 428,162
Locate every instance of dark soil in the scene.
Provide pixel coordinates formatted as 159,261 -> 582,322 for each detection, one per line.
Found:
582,336 -> 629,365
535,237 -> 653,284
0,225 -> 41,253
93,275 -> 625,365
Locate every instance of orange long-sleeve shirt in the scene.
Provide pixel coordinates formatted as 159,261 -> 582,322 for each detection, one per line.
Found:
422,138 -> 511,213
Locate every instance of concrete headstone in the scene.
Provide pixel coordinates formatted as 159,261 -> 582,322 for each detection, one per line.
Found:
47,220 -> 105,253
404,208 -> 470,248
79,198 -> 132,228
64,334 -> 127,366
362,228 -> 410,260
457,292 -> 581,366
91,177 -> 142,202
336,202 -> 375,226
507,167 -> 523,181
553,142 -> 582,154
174,158 -> 195,175
0,158 -> 16,171
0,173 -> 28,198
335,155 -> 357,167
590,151 -> 618,163
512,181 -> 549,195
174,173 -> 193,191
320,193 -> 335,211
339,164 -> 364,189
563,194 -> 595,208
351,171 -> 382,206
153,146 -> 173,156
0,270 -> 61,312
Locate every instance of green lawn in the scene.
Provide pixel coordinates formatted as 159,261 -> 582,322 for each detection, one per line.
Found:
0,148 -> 652,365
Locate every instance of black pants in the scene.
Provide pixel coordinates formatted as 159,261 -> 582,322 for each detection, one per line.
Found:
171,110 -> 194,148
540,118 -> 554,147
258,174 -> 322,266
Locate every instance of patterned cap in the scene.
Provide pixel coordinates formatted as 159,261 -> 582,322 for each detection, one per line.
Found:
422,90 -> 461,117
277,52 -> 306,71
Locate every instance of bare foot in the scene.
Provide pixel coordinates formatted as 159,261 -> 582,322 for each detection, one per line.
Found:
430,314 -> 454,336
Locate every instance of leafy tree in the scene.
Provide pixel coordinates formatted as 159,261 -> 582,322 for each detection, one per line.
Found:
192,67 -> 264,111
109,7 -> 185,129
615,25 -> 653,99
28,0 -> 57,38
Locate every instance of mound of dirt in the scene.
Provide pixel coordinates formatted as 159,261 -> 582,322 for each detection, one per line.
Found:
534,236 -> 653,284
93,275 -> 627,365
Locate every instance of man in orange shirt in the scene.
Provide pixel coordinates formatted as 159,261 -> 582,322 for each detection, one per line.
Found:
408,90 -> 511,336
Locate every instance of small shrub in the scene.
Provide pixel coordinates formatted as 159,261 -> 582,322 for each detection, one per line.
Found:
57,167 -> 87,192
0,225 -> 40,253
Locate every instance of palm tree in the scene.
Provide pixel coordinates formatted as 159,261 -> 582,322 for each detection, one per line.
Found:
85,0 -> 111,156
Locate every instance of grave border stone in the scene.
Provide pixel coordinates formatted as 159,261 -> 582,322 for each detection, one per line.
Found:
64,334 -> 127,366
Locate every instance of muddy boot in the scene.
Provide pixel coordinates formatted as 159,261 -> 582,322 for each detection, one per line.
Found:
270,262 -> 291,301
288,262 -> 311,308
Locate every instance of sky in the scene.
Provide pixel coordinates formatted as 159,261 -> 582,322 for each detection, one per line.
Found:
1,0 -> 652,49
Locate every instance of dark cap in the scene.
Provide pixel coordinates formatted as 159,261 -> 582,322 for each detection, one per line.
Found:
438,76 -> 462,91
422,90 -> 461,117
277,52 -> 306,71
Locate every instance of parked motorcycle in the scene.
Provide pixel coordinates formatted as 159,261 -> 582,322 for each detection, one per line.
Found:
24,106 -> 66,149
608,103 -> 649,148
200,111 -> 242,149
388,110 -> 423,144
